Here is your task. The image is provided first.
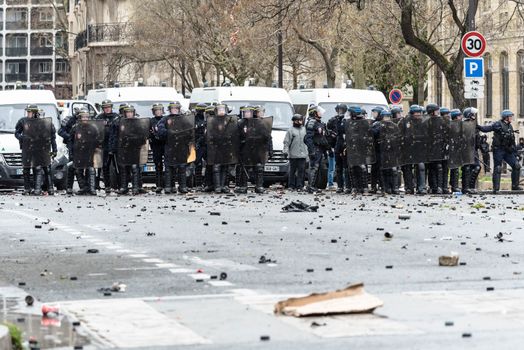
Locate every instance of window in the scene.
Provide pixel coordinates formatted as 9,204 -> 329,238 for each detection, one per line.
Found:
7,62 -> 26,74
485,53 -> 493,117
7,10 -> 26,22
501,52 -> 509,110
56,61 -> 68,73
55,34 -> 64,48
39,10 -> 53,22
38,36 -> 52,47
7,36 -> 26,48
38,61 -> 52,73
519,51 -> 524,117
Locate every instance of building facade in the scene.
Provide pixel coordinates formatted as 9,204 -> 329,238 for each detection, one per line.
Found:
427,0 -> 524,132
68,0 -> 175,98
0,0 -> 71,98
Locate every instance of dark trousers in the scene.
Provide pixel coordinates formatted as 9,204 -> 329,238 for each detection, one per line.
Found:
288,158 -> 306,189
334,152 -> 349,190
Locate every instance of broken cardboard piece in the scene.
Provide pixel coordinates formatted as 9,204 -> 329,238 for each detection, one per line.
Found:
439,255 -> 459,266
274,283 -> 383,317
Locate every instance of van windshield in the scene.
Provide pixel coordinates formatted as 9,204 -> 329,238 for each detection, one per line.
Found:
0,104 -> 59,132
223,101 -> 293,129
319,103 -> 389,120
117,101 -> 172,118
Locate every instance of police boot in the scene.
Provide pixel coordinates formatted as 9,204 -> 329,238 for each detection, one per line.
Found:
235,165 -> 248,194
441,162 -> 449,194
461,166 -> 472,194
118,167 -> 129,195
369,164 -> 379,194
343,168 -> 352,194
307,165 -> 319,193
391,169 -> 400,195
137,168 -> 147,194
469,165 -> 481,193
194,163 -> 203,188
492,166 -> 502,194
131,165 -> 140,195
155,165 -> 163,194
87,167 -> 97,195
66,165 -> 75,195
360,166 -> 368,194
402,165 -> 414,194
511,165 -> 522,191
75,169 -> 86,195
213,165 -> 222,194
416,163 -> 427,194
436,164 -> 444,194
336,166 -> 344,193
178,165 -> 189,194
220,166 -> 230,193
449,168 -> 460,192
33,167 -> 43,196
22,168 -> 32,195
45,167 -> 54,195
102,166 -> 112,193
255,164 -> 265,194
164,166 -> 173,194
203,165 -> 215,192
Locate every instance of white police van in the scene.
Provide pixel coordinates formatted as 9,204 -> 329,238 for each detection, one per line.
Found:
86,86 -> 186,180
0,90 -> 68,189
289,88 -> 389,119
189,86 -> 293,185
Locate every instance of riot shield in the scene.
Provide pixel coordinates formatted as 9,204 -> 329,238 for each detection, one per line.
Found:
206,115 -> 240,165
165,113 -> 195,166
448,120 -> 464,169
73,120 -> 105,169
22,117 -> 52,168
240,117 -> 273,166
426,116 -> 450,162
117,118 -> 150,166
379,120 -> 401,169
345,119 -> 375,167
462,120 -> 476,166
399,116 -> 428,165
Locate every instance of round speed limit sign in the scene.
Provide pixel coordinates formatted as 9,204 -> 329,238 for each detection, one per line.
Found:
461,31 -> 486,57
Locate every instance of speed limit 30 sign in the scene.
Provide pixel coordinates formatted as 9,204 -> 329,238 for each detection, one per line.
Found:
461,31 -> 487,57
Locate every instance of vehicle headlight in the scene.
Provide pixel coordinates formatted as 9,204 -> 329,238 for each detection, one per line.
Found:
0,154 -> 6,165
56,144 -> 69,160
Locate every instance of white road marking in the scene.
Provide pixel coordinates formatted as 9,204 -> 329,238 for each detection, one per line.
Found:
128,254 -> 149,258
62,299 -> 210,347
208,281 -> 234,287
156,263 -> 178,268
187,256 -> 258,272
142,258 -> 164,264
169,268 -> 193,274
188,273 -> 211,280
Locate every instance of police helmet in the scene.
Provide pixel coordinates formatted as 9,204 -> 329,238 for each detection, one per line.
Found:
253,105 -> 265,118
380,110 -> 392,118
463,107 -> 478,120
426,103 -> 440,115
335,103 -> 348,114
78,108 -> 90,119
152,103 -> 165,113
240,105 -> 255,119
195,103 -> 208,112
123,105 -> 136,114
215,103 -> 229,117
409,105 -> 423,115
292,114 -> 303,122
348,105 -> 362,118
440,107 -> 450,116
25,104 -> 39,113
101,100 -> 113,109
308,105 -> 325,119
450,109 -> 462,120
501,110 -> 514,120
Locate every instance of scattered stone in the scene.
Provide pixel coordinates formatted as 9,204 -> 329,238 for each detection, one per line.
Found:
25,295 -> 34,306
486,287 -> 494,291
87,249 -> 99,254
210,212 -> 221,216
260,335 -> 270,341
384,232 -> 393,239
146,232 -> 156,237
439,255 -> 459,267
462,333 -> 472,338
398,214 -> 411,220
385,265 -> 393,269
445,321 -> 454,327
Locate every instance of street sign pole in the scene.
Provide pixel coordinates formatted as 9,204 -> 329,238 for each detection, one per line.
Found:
467,0 -> 478,107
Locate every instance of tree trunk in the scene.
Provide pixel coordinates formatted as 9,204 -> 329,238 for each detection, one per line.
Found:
445,69 -> 466,110
187,62 -> 200,89
292,63 -> 298,89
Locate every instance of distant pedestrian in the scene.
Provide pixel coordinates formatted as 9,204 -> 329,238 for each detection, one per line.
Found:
283,114 -> 308,191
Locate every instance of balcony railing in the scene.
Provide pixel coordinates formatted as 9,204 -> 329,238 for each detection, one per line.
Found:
6,73 -> 27,82
31,46 -> 53,56
5,47 -> 28,56
5,20 -> 28,30
30,73 -> 52,82
75,23 -> 128,51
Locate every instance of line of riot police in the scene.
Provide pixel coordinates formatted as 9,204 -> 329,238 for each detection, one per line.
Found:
313,103 -> 522,195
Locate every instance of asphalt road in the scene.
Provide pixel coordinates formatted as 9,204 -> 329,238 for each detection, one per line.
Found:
1,189 -> 524,349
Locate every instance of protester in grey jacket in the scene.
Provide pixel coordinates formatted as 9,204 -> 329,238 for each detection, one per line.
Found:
283,114 -> 308,190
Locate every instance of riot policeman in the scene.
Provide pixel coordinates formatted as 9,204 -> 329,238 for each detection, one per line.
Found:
448,109 -> 463,193
193,103 -> 208,188
477,110 -> 522,192
58,109 -> 79,194
440,107 -> 451,119
156,101 -> 191,194
399,105 -> 427,194
462,107 -> 481,194
202,105 -> 217,192
372,110 -> 401,194
425,103 -> 450,194
479,134 -> 491,173
327,103 -> 349,193
95,99 -> 120,193
370,107 -> 386,193
15,104 -> 57,195
149,103 -> 166,193
110,105 -> 149,195
391,106 -> 403,123
304,105 -> 329,193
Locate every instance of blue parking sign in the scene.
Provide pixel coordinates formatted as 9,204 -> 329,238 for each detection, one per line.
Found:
464,58 -> 484,78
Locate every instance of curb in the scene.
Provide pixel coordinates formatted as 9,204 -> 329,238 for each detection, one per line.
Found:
0,325 -> 12,350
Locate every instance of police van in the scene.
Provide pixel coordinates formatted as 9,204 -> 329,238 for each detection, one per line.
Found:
0,90 -> 68,189
289,88 -> 389,120
86,86 -> 186,180
189,86 -> 293,185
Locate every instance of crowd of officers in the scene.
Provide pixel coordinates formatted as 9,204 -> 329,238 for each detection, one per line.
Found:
302,103 -> 522,195
13,99 -> 523,196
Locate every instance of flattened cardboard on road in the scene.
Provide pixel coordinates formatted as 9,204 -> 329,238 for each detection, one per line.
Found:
274,283 -> 383,317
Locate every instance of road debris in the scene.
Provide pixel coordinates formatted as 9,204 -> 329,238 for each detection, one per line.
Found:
439,254 -> 459,266
281,201 -> 319,213
274,283 -> 383,317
